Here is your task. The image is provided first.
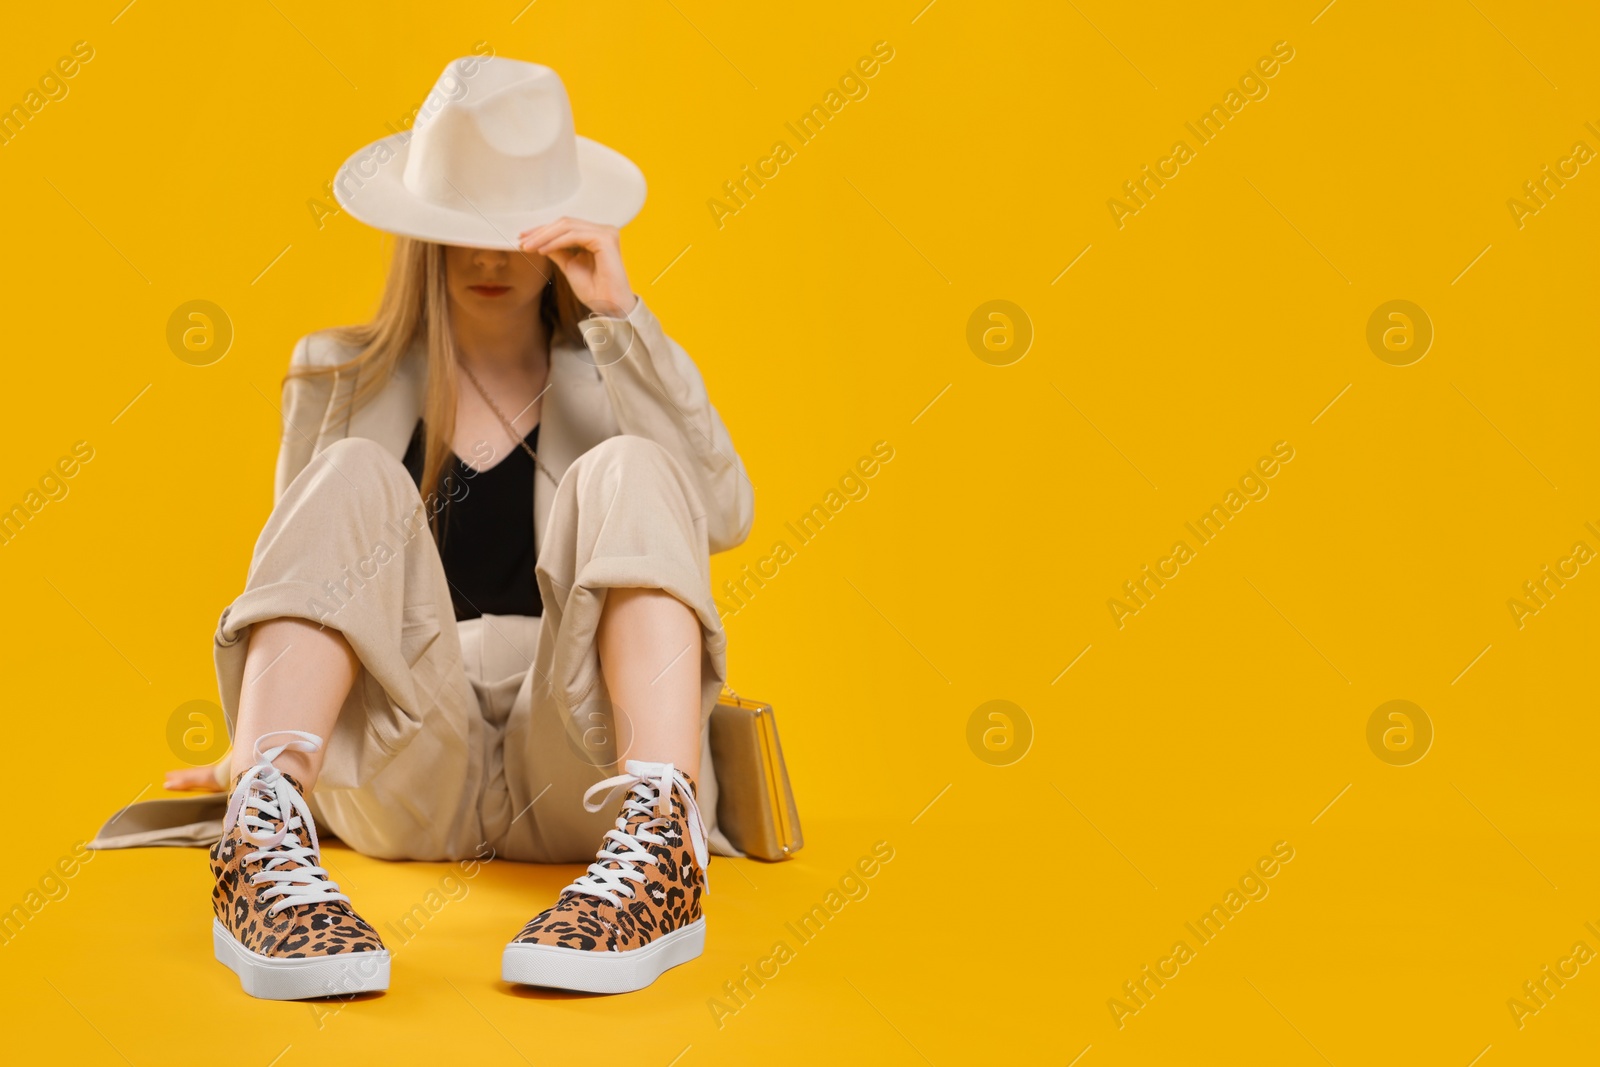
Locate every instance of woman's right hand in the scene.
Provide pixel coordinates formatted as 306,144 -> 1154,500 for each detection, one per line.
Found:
165,759 -> 229,793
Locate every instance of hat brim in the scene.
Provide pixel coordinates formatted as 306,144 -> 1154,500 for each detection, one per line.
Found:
332,131 -> 647,249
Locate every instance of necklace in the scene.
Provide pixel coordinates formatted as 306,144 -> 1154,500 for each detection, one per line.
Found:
456,356 -> 557,486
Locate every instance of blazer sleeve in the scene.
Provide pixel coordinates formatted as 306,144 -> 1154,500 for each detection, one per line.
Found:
273,334 -> 337,503
584,296 -> 755,553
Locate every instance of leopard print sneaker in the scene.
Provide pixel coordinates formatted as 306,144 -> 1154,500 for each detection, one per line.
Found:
210,730 -> 389,1000
502,759 -> 709,993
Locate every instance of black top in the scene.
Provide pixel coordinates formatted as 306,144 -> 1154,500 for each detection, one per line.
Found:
402,418 -> 543,622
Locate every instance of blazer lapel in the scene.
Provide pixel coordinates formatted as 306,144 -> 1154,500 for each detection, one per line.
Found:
340,337 -> 429,458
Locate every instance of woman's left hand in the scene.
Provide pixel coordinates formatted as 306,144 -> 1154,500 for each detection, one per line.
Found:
519,217 -> 638,318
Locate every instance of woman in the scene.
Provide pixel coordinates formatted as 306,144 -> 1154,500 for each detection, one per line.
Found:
192,56 -> 753,1001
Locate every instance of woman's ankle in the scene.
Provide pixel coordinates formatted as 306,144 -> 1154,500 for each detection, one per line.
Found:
229,746 -> 320,789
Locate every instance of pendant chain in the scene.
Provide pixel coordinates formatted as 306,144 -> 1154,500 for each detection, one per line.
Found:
456,357 -> 557,485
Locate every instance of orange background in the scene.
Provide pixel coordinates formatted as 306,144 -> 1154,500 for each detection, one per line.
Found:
1,1 -> 1597,1064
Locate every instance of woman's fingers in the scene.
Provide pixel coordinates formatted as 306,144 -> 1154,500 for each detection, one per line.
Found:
536,231 -> 603,256
520,215 -> 609,241
165,765 -> 226,793
519,216 -> 633,313
520,217 -> 618,255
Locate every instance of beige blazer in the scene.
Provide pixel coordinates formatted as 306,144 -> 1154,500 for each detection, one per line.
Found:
273,296 -> 754,556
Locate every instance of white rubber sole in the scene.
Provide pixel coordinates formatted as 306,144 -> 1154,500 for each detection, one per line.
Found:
213,918 -> 390,1001
502,918 -> 706,994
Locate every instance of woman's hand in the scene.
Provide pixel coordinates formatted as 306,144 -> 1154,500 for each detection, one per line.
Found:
519,217 -> 638,318
165,759 -> 229,793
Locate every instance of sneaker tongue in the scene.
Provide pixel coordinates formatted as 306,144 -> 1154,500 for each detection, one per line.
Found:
227,767 -> 309,801
586,779 -> 671,873
622,774 -> 697,843
588,768 -> 702,867
622,759 -> 670,776
237,770 -> 315,871
616,788 -> 663,843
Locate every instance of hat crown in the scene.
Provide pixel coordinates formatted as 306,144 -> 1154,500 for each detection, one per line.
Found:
331,54 -> 645,248
402,58 -> 580,213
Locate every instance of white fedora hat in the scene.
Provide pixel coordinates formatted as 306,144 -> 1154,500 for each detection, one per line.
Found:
333,56 -> 646,249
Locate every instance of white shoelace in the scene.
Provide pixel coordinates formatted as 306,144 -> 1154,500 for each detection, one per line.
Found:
221,730 -> 351,917
566,760 -> 710,908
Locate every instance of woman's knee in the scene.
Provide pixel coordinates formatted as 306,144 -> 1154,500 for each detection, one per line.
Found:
318,436 -> 410,478
294,436 -> 419,503
566,435 -> 700,516
573,434 -> 676,475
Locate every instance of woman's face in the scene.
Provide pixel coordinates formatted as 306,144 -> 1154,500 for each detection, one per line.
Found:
444,244 -> 550,324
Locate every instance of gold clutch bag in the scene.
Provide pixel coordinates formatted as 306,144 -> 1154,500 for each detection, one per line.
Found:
709,687 -> 803,861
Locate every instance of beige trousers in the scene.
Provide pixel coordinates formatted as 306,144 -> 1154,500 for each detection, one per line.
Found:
213,434 -> 731,863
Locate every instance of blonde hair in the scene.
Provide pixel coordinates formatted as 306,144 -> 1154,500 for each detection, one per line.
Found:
288,236 -> 589,525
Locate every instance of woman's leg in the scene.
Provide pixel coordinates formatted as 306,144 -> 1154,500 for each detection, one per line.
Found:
215,435 -> 485,861
210,435 -> 488,998
502,435 -> 725,992
227,618 -> 358,787
596,587 -> 701,778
